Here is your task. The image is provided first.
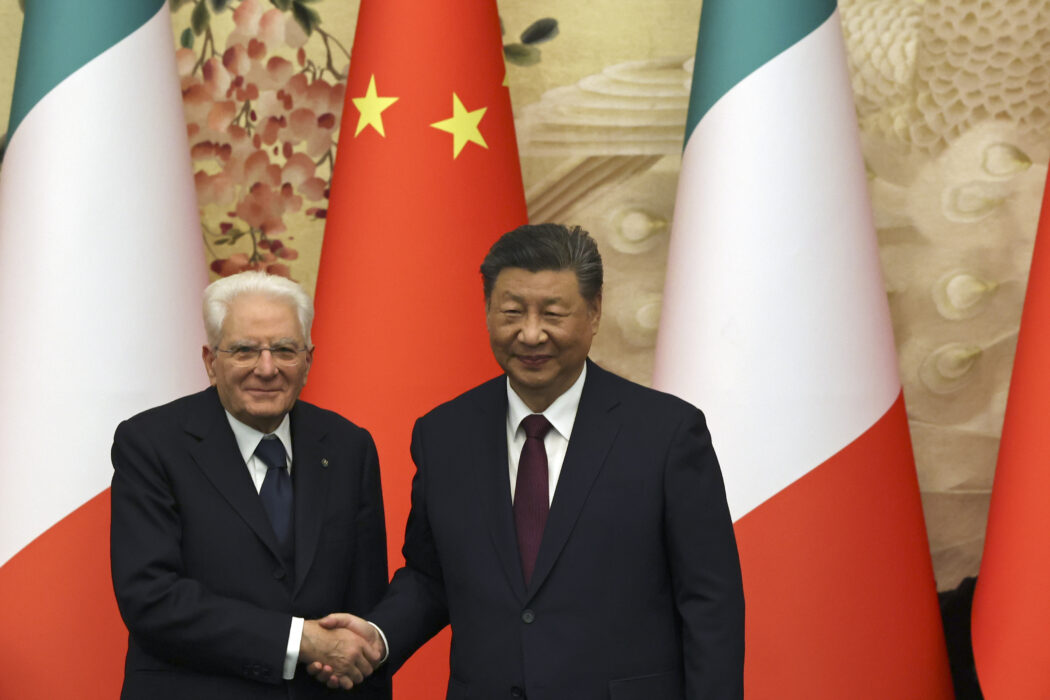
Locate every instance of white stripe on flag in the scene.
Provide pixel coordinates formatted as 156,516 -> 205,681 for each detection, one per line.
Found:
654,12 -> 900,521
0,5 -> 207,566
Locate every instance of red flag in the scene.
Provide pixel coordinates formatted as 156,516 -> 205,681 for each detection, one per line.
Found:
971,171 -> 1050,698
303,2 -> 527,696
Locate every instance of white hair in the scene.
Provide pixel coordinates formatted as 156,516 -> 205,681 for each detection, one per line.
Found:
202,271 -> 314,348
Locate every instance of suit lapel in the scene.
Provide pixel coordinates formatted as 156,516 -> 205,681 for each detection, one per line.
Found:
185,388 -> 285,564
290,400 -> 330,596
470,379 -> 528,601
527,362 -> 621,598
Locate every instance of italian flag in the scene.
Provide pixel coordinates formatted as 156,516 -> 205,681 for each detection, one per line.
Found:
652,1 -> 954,696
0,1 -> 205,697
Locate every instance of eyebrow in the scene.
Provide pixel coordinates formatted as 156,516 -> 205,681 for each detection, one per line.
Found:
500,293 -> 566,306
228,337 -> 301,346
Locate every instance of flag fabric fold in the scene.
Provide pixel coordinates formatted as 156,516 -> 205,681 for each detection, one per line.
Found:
971,169 -> 1050,699
652,1 -> 953,696
303,2 -> 527,697
0,1 -> 207,697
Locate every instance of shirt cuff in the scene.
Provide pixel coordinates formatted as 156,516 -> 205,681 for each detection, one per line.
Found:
284,616 -> 305,679
368,621 -> 390,664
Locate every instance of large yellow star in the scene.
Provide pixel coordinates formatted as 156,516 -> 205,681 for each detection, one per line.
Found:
430,93 -> 488,158
352,74 -> 398,137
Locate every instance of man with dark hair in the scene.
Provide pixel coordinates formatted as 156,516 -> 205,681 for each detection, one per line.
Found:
110,271 -> 390,699
313,224 -> 745,699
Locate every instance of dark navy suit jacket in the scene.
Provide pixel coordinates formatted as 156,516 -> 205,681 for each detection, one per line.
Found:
110,387 -> 390,700
369,361 -> 745,700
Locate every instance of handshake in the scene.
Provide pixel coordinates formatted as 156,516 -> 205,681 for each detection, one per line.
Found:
300,613 -> 386,691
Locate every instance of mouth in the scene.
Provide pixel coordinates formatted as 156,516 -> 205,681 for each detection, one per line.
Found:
244,388 -> 282,397
516,355 -> 552,369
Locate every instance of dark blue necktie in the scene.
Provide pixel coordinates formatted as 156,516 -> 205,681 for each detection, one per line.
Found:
255,436 -> 292,544
514,414 -> 552,584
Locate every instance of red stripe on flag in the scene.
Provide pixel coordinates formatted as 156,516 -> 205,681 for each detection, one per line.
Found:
734,393 -> 953,698
972,167 -> 1050,699
0,490 -> 125,699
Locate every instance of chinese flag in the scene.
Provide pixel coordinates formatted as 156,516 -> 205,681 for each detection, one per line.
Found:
302,1 -> 527,697
971,170 -> 1050,698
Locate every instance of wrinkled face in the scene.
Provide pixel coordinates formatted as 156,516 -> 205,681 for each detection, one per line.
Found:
202,293 -> 312,433
486,267 -> 601,412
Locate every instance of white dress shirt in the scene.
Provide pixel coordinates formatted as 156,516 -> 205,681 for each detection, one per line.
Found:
224,411 -> 303,680
505,364 -> 587,504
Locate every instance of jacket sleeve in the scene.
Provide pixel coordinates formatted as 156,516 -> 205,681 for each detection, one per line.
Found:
110,418 -> 291,685
367,418 -> 450,672
346,429 -> 393,699
664,407 -> 746,700
346,428 -> 390,613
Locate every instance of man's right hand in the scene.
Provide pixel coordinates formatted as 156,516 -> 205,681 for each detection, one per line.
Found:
299,618 -> 382,690
305,613 -> 387,691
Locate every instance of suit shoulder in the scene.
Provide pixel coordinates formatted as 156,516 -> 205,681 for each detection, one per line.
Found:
416,374 -> 505,426
592,363 -> 700,418
117,388 -> 214,430
293,399 -> 373,438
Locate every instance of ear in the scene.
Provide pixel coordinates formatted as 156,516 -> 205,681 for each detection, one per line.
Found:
588,293 -> 602,332
202,345 -> 218,386
302,346 -> 314,379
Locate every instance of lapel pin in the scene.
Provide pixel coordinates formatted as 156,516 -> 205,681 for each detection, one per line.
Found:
321,458 -> 329,468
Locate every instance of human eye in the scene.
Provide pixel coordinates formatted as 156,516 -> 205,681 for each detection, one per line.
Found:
270,345 -> 299,362
229,344 -> 260,362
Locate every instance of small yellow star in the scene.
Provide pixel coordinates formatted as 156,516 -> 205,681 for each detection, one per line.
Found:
352,74 -> 398,137
430,93 -> 488,158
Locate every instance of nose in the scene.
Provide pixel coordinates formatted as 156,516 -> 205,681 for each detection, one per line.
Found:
518,312 -> 547,346
253,349 -> 279,377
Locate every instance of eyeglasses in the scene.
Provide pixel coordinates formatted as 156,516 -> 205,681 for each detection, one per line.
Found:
214,344 -> 310,367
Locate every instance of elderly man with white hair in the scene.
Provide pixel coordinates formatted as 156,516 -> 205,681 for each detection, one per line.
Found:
110,271 -> 389,700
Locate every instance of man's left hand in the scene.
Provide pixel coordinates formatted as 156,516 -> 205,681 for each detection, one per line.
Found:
305,613 -> 387,691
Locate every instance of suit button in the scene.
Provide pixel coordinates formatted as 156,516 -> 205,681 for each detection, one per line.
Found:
510,686 -> 524,698
521,609 -> 535,624
272,568 -> 286,580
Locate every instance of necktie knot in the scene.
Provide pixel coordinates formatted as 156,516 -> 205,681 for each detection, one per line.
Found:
254,436 -> 286,471
521,414 -> 552,440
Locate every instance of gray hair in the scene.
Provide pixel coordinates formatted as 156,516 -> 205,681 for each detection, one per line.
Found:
480,223 -> 604,303
202,271 -> 314,348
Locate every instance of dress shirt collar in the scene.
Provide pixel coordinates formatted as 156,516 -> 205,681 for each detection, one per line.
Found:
225,410 -> 293,466
506,363 -> 587,440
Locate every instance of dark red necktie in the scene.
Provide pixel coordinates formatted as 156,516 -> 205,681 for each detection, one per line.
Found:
514,414 -> 552,584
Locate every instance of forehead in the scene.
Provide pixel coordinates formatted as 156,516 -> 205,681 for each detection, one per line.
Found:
222,293 -> 302,339
491,267 -> 582,302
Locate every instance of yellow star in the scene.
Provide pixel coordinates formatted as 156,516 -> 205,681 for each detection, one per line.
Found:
352,74 -> 398,137
430,93 -> 488,158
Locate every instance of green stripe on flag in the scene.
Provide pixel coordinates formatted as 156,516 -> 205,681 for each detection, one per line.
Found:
7,0 -> 164,141
684,0 -> 836,143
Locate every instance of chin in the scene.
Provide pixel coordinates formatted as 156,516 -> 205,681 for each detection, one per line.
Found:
512,375 -> 553,391
245,402 -> 285,419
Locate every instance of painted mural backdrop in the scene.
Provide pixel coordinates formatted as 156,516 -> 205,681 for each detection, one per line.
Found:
2,0 -> 1049,594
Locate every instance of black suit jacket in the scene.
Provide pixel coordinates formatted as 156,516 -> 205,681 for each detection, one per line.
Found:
369,361 -> 744,700
110,387 -> 390,700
